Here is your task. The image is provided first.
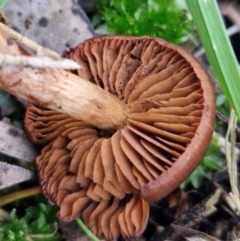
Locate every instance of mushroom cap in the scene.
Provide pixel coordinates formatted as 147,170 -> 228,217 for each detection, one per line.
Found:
25,36 -> 215,239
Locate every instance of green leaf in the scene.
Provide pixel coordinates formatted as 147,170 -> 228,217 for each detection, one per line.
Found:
216,94 -> 226,107
216,93 -> 230,117
186,0 -> 240,120
189,169 -> 203,188
202,157 -> 221,170
9,209 -> 17,221
28,210 -> 47,232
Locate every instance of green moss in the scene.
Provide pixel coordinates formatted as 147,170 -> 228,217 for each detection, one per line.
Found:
0,204 -> 63,241
94,0 -> 193,44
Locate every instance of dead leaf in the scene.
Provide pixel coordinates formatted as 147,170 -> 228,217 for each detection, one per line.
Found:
171,225 -> 221,241
0,121 -> 37,162
0,161 -> 34,189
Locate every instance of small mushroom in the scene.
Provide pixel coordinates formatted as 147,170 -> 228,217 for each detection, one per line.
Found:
25,36 -> 215,240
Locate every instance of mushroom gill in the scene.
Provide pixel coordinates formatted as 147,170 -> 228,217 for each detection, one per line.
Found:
24,36 -> 215,240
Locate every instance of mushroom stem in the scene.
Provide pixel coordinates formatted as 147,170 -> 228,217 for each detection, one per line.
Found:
0,29 -> 128,130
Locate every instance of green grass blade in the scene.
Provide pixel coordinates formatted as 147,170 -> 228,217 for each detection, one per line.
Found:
76,218 -> 100,241
0,0 -> 8,9
186,0 -> 240,119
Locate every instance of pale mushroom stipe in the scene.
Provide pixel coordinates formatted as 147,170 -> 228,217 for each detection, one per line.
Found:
23,36 -> 216,240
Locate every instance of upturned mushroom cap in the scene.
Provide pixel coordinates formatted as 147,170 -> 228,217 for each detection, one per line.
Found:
25,36 -> 215,240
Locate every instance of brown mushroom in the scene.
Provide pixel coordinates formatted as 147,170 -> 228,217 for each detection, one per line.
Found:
24,36 -> 215,240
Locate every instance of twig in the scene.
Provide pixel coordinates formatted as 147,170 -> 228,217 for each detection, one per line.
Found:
0,53 -> 80,70
213,131 -> 240,157
216,111 -> 240,137
0,23 -> 81,70
0,22 -> 60,59
171,224 -> 221,241
149,189 -> 221,241
225,108 -> 240,213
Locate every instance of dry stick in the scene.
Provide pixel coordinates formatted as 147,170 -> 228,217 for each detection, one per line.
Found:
213,131 -> 240,157
0,27 -> 128,130
225,109 -> 240,213
0,53 -> 81,70
216,111 -> 240,137
150,189 -> 221,241
0,22 -> 60,59
0,22 -> 81,69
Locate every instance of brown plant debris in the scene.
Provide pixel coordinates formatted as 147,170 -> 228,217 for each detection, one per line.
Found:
24,36 -> 215,240
149,189 -> 221,241
172,225 -> 221,241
